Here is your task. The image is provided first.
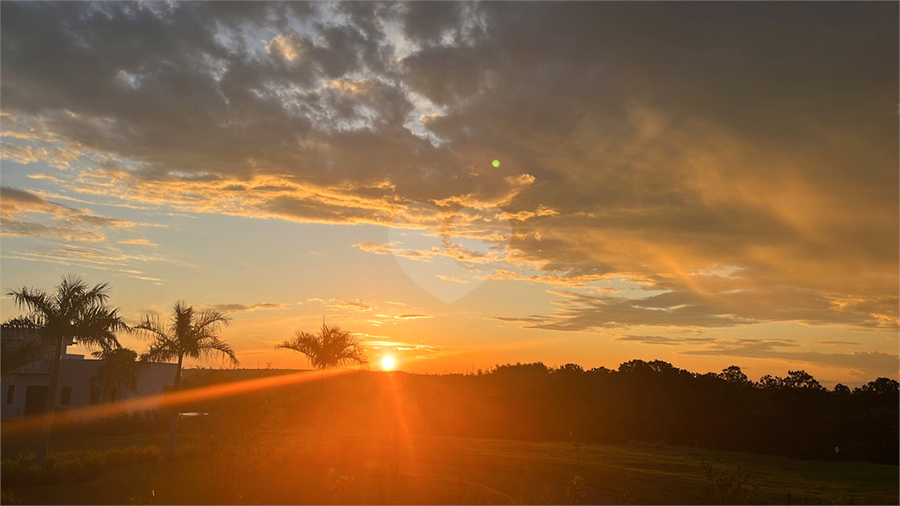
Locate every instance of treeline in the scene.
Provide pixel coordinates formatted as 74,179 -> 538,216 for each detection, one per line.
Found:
184,360 -> 899,465
416,361 -> 899,464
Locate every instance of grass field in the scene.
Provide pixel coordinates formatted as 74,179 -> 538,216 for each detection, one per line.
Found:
2,425 -> 897,505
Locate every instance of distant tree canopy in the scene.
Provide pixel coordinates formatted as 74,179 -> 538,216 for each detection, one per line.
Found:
758,369 -> 827,391
854,376 -> 900,396
718,365 -> 751,386
397,359 -> 898,464
554,363 -> 584,374
833,383 -> 851,395
492,362 -> 550,377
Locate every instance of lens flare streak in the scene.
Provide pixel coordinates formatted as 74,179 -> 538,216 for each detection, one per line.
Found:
3,367 -> 353,437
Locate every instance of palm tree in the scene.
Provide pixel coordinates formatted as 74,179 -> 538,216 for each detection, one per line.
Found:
276,322 -> 368,369
134,301 -> 238,459
5,275 -> 127,466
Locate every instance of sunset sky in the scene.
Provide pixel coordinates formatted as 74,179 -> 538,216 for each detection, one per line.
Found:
1,2 -> 897,387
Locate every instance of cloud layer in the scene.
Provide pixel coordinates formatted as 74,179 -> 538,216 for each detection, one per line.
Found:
1,2 -> 897,338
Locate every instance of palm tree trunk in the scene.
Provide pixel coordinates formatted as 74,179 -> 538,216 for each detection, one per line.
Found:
163,355 -> 184,460
36,336 -> 64,468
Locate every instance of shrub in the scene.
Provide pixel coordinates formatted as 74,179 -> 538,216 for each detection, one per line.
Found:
1,445 -> 160,487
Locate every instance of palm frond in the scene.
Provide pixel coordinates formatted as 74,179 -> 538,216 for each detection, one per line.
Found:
72,305 -> 127,351
194,309 -> 231,335
134,315 -> 168,339
7,287 -> 53,322
136,302 -> 238,367
277,322 -> 367,369
6,276 -> 124,352
199,336 -> 240,366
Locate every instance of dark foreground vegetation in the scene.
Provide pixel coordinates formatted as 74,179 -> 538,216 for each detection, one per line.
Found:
2,362 -> 898,504
3,431 -> 898,505
389,361 -> 898,465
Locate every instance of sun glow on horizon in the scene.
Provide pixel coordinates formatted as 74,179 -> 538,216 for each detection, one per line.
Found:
381,356 -> 396,370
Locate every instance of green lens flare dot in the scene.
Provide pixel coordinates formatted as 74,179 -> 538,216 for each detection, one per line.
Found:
492,159 -> 500,168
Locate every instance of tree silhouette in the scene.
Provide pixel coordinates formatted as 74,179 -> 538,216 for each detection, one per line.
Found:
757,374 -> 784,389
135,301 -> 238,459
0,321 -> 54,380
276,322 -> 367,369
783,370 -> 825,391
5,275 -> 126,466
832,383 -> 851,395
92,347 -> 142,404
554,363 -> 585,375
854,377 -> 900,396
718,365 -> 751,387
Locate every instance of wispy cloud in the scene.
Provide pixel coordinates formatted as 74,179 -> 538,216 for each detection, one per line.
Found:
1,186 -> 143,242
488,315 -> 552,326
493,283 -> 898,332
3,245 -> 160,269
436,275 -> 469,284
117,238 -> 158,246
203,303 -> 289,314
393,314 -> 432,320
613,334 -> 716,346
362,337 -> 442,358
308,298 -> 372,312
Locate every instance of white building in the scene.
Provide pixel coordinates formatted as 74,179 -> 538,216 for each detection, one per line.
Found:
1,329 -> 177,421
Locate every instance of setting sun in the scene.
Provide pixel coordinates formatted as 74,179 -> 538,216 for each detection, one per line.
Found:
381,356 -> 395,371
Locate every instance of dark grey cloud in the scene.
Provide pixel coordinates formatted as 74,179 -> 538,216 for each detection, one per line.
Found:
0,187 -> 48,208
1,2 -> 896,332
2,1 -> 426,184
400,2 -> 466,46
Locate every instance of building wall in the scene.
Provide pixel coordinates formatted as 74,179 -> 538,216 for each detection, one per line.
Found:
1,360 -> 178,421
2,373 -> 54,419
129,362 -> 179,417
